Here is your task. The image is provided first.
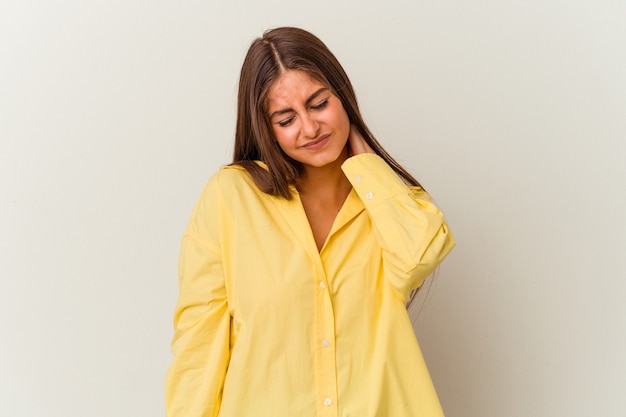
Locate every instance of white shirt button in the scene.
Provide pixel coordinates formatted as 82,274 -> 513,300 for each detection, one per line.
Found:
324,398 -> 332,406
321,339 -> 329,347
366,192 -> 373,199
320,281 -> 327,288
355,176 -> 362,183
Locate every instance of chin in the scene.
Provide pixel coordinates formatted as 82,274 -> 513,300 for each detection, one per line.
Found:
301,147 -> 348,169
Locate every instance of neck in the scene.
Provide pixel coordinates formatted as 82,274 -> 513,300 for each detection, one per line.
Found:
298,151 -> 351,201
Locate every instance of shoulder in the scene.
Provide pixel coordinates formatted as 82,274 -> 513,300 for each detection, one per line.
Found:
214,164 -> 254,186
198,162 -> 267,203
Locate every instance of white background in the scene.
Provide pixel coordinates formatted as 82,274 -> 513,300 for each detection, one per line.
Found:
1,1 -> 625,416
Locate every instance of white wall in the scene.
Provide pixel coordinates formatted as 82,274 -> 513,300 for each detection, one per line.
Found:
1,1 -> 624,416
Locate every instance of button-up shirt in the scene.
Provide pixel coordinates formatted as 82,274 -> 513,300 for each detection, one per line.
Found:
166,154 -> 455,417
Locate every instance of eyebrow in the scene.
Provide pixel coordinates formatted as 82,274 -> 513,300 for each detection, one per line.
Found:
269,88 -> 329,119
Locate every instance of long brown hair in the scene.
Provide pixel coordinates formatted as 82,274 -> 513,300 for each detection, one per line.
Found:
233,26 -> 422,199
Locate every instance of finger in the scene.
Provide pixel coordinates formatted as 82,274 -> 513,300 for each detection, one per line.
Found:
348,125 -> 374,155
348,125 -> 365,155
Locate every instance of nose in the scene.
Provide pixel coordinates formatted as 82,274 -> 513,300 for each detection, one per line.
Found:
301,113 -> 320,138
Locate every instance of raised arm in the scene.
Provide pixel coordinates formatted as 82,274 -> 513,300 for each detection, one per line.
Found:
342,127 -> 455,301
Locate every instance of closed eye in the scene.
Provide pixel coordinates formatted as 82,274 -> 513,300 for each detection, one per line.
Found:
278,116 -> 295,127
311,99 -> 328,110
274,97 -> 329,127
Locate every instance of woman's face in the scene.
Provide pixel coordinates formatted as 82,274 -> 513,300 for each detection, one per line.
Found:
267,70 -> 350,173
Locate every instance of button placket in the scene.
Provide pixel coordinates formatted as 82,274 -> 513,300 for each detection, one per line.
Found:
314,266 -> 338,416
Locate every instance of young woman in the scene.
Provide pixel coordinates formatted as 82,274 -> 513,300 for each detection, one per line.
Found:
166,27 -> 455,417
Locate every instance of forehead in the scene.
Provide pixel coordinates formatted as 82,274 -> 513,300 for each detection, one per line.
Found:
267,70 -> 326,110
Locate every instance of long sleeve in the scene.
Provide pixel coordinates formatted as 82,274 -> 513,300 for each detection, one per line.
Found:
165,177 -> 231,417
164,163 -> 452,416
341,153 -> 455,301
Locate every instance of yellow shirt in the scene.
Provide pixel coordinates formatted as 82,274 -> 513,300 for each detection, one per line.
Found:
166,153 -> 455,417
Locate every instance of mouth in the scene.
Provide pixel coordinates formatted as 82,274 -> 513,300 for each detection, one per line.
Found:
301,134 -> 330,150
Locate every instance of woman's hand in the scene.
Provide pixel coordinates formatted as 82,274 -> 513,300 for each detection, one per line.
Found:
347,125 -> 375,156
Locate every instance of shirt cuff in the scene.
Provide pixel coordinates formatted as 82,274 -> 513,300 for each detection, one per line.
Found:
341,153 -> 411,209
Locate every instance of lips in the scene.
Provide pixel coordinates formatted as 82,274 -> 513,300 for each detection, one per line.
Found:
301,134 -> 330,150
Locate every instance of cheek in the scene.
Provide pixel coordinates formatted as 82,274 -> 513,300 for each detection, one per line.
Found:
334,106 -> 351,138
270,124 -> 286,144
273,129 -> 296,155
